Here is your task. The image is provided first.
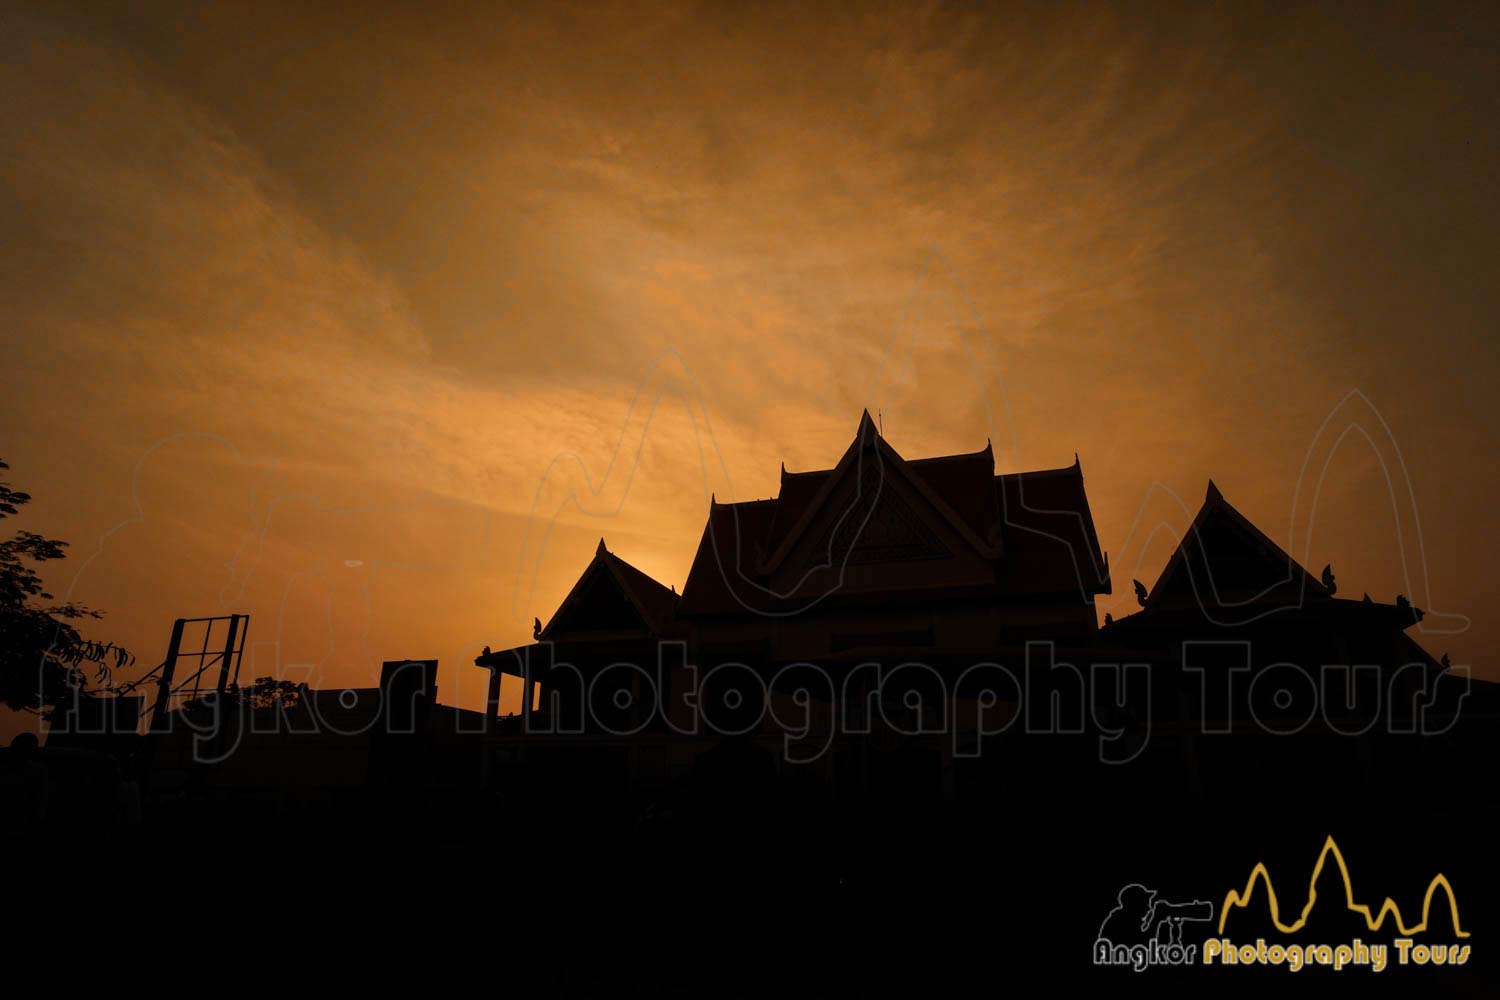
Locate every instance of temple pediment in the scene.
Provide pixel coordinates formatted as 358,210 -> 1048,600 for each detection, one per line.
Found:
812,457 -> 951,566
538,538 -> 679,641
762,411 -> 997,569
678,411 -> 1111,615
1145,480 -> 1328,611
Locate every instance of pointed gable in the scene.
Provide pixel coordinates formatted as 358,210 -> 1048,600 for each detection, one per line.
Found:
1145,481 -> 1328,611
767,439 -> 1000,554
540,539 -> 679,639
810,455 -> 952,565
760,410 -> 1000,575
678,411 -> 1109,614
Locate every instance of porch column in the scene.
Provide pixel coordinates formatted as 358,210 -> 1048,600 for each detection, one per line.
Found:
521,659 -> 535,731
484,666 -> 503,735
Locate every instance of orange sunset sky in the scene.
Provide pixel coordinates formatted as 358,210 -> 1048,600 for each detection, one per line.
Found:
2,1 -> 1497,735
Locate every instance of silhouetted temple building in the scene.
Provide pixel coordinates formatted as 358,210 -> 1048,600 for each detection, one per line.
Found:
475,411 -> 1114,794
679,410 -> 1110,648
1101,480 -> 1450,721
473,412 -> 1491,813
1093,480 -> 1481,816
478,410 -> 1111,693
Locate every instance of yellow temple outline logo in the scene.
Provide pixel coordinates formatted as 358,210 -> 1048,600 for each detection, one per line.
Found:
1219,835 -> 1469,938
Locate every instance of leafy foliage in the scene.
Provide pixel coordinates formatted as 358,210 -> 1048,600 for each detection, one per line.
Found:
231,676 -> 302,710
0,459 -> 134,715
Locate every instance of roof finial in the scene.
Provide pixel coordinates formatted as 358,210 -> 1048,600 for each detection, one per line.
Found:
596,537 -> 608,556
878,409 -> 883,437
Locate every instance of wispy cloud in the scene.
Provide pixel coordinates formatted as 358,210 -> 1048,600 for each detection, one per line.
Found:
1,1 -> 1495,729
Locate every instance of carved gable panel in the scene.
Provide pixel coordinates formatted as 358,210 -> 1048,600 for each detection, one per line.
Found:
809,458 -> 951,566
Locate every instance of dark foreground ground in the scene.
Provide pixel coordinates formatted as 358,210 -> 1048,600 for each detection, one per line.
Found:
11,743 -> 1498,998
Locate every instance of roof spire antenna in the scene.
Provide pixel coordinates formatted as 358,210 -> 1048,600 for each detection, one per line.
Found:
878,410 -> 883,437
